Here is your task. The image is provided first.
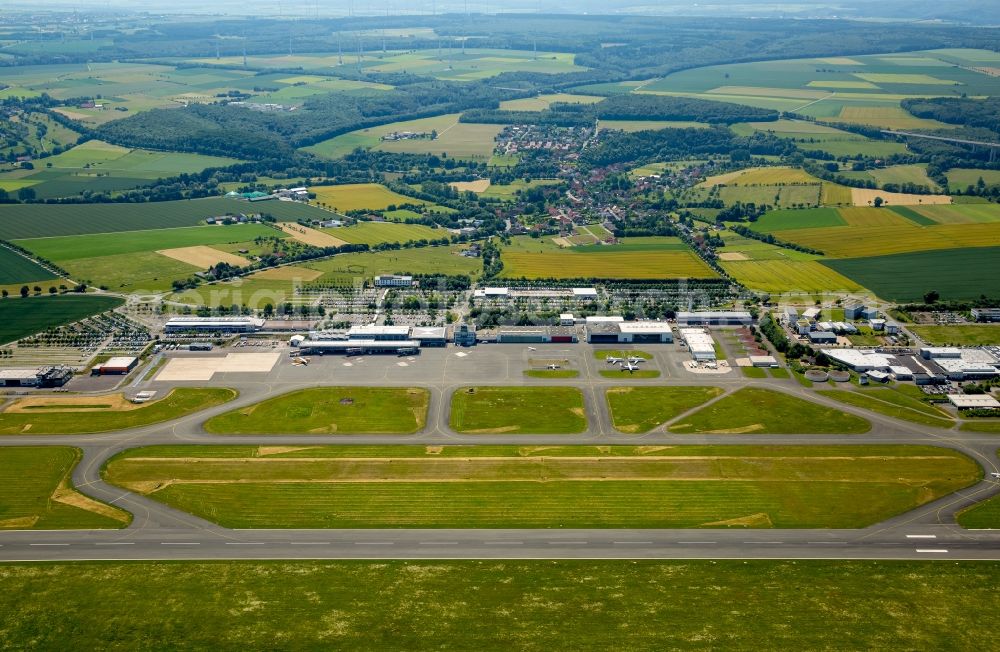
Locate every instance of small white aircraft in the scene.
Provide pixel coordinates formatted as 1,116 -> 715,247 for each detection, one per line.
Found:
605,355 -> 624,365
292,356 -> 310,366
527,346 -> 537,351
622,361 -> 640,373
992,472 -> 1000,479
546,363 -> 561,370
626,356 -> 646,365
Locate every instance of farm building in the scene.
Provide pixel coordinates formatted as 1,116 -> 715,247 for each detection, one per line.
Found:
680,328 -> 717,361
808,331 -> 837,345
676,311 -> 753,327
454,323 -> 476,347
165,317 -> 265,334
374,274 -> 414,287
972,308 -> 1000,323
947,394 -> 1000,409
92,356 -> 138,375
348,325 -> 412,341
409,326 -> 448,347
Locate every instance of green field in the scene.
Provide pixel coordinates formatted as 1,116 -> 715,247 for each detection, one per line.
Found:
606,386 -> 724,433
480,179 -> 561,201
752,208 -> 846,233
203,387 -> 429,435
817,389 -> 954,428
0,447 -> 129,529
823,247 -> 1000,302
500,236 -> 716,280
7,559 -> 998,649
909,325 -> 1000,346
524,369 -> 580,378
450,387 -> 586,434
946,168 -> 1000,189
669,387 -> 871,434
311,183 -> 428,212
599,369 -> 661,379
104,444 -> 977,529
0,247 -> 57,285
0,294 -> 122,345
328,221 -> 444,246
0,388 -> 236,435
305,113 -> 501,160
0,197 -> 329,240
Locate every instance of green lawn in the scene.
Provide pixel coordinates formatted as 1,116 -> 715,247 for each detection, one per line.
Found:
524,369 -> 580,379
450,386 -> 587,434
909,325 -> 1000,346
742,366 -> 768,378
0,294 -> 122,345
958,452 -> 1000,528
0,447 -> 129,529
817,389 -> 954,428
598,369 -> 661,379
669,387 -> 871,434
202,387 -> 429,435
103,444 -> 977,529
0,388 -> 236,435
606,386 -> 724,433
3,559 -> 999,649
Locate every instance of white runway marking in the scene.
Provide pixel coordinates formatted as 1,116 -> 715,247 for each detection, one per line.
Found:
906,534 -> 937,539
30,543 -> 68,546
916,548 -> 949,553
397,362 -> 409,367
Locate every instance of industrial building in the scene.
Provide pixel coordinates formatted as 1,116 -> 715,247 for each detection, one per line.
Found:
295,339 -> 420,356
165,316 -> 265,334
845,304 -> 877,320
808,331 -> 837,345
802,307 -> 821,321
495,326 -> 578,344
473,287 -> 509,299
820,349 -> 895,372
347,325 -> 412,341
374,274 -> 414,287
584,315 -> 624,325
0,369 -> 43,387
409,326 -> 448,347
972,308 -> 1000,323
749,355 -> 779,368
676,311 -> 753,327
934,358 -> 999,380
920,347 -> 962,360
947,394 -> 1000,409
586,321 -> 673,344
680,328 -> 717,361
91,356 -> 138,375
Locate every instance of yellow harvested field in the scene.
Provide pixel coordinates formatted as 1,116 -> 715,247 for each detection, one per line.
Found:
310,183 -> 427,212
854,73 -> 958,85
156,245 -> 251,268
775,223 -> 1000,259
450,179 -> 491,192
821,183 -> 854,206
698,169 -> 747,187
837,207 -> 914,227
277,222 -> 348,247
501,250 -> 717,280
832,106 -> 950,130
721,260 -> 865,294
248,266 -> 323,282
850,188 -> 952,207
499,93 -> 603,111
717,252 -> 749,261
700,166 -> 821,188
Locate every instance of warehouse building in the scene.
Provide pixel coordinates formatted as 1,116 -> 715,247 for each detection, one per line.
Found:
0,369 -> 42,387
820,349 -> 895,372
933,359 -> 999,381
808,331 -> 837,345
92,356 -> 138,376
845,304 -> 877,320
473,287 -> 509,299
165,316 -> 265,334
947,394 -> 1000,409
676,311 -> 753,327
802,307 -> 821,321
680,328 -> 717,361
920,347 -> 962,360
296,339 -> 420,356
750,355 -> 779,368
586,321 -> 673,344
496,326 -> 578,344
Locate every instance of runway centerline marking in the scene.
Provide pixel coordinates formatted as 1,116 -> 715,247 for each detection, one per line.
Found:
906,534 -> 937,539
916,548 -> 949,553
29,543 -> 68,546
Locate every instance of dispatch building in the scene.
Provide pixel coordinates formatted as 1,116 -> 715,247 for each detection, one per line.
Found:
165,316 -> 265,334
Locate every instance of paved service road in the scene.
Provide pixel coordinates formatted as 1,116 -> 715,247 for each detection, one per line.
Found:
1,344 -> 998,562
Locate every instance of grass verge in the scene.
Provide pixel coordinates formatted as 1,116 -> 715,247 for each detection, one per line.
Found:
450,386 -> 586,434
817,389 -> 953,428
606,386 -> 723,433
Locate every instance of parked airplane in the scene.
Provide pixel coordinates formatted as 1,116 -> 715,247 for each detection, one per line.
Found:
292,356 -> 310,366
622,361 -> 640,372
605,355 -> 624,365
546,363 -> 561,370
626,356 -> 645,364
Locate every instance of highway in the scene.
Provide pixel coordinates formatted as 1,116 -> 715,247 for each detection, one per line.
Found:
1,344 -> 998,562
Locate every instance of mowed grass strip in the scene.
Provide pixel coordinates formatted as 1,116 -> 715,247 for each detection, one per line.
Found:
0,447 -> 129,529
2,561 -> 1000,651
669,387 -> 871,434
0,388 -> 236,435
203,387 -> 429,435
501,249 -> 717,280
817,389 -> 953,428
0,294 -> 123,345
450,386 -> 586,434
607,386 -> 724,433
909,325 -> 1000,346
102,444 -> 978,529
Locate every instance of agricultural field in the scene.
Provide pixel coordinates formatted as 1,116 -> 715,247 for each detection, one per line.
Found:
499,93 -> 603,111
817,389 -> 954,429
750,207 -> 846,233
102,444 -> 977,529
450,387 -> 587,434
2,560 -> 999,650
14,223 -> 280,294
600,120 -> 711,132
694,166 -> 852,209
0,248 -> 57,285
202,387 -> 429,435
0,294 -> 122,345
908,325 -> 1000,346
717,232 -> 866,295
0,197 -> 328,240
0,447 -> 129,529
729,119 -> 908,158
305,113 -> 502,160
905,203 -> 1000,225
0,388 -> 236,435
822,247 -> 1000,302
606,386 -> 724,433
0,140 -> 242,200
668,387 -> 871,434
840,164 -> 941,192
499,235 -> 716,280
325,221 -> 444,246
310,183 -> 428,212
620,50 -> 1000,130
946,168 -> 1000,189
